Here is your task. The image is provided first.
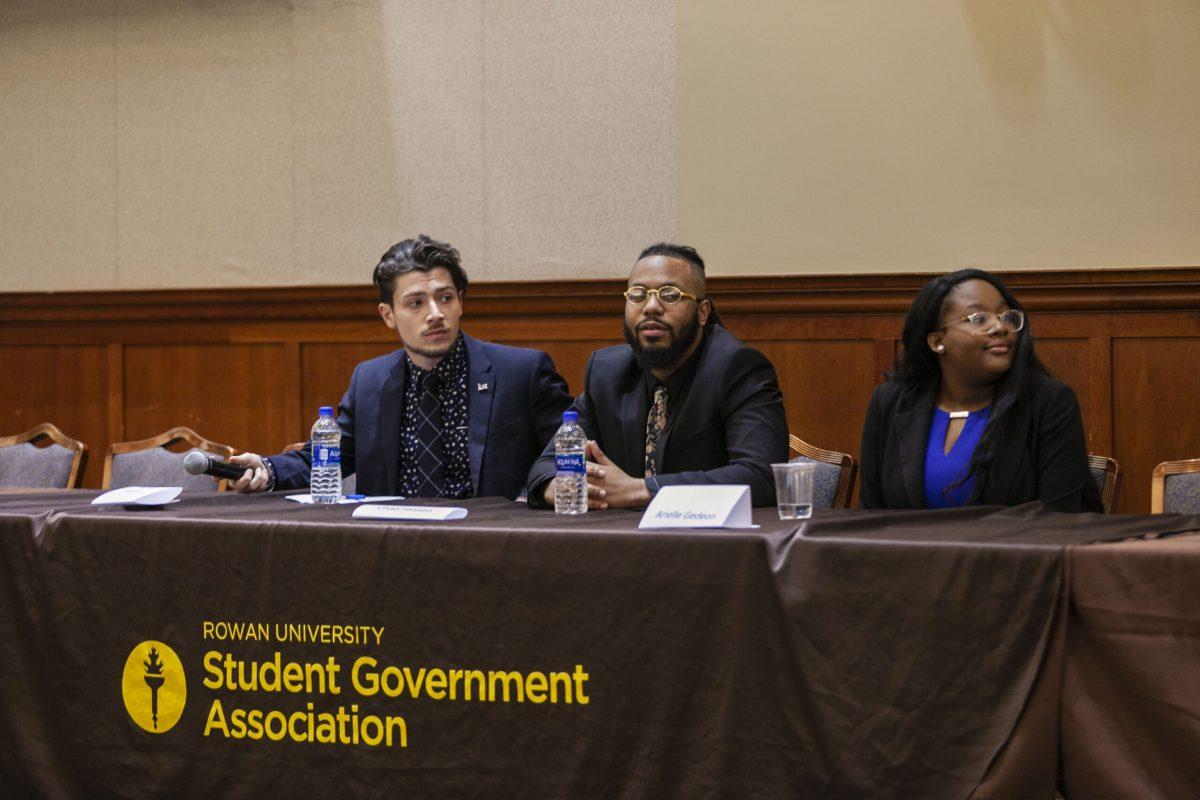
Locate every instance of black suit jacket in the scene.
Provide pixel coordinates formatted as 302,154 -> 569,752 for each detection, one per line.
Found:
858,373 -> 1102,512
527,324 -> 789,507
271,334 -> 572,499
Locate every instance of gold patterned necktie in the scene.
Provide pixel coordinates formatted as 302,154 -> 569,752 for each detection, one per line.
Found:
644,385 -> 668,478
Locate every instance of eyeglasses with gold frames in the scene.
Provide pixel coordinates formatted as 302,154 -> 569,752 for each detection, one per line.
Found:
623,285 -> 702,305
940,309 -> 1025,335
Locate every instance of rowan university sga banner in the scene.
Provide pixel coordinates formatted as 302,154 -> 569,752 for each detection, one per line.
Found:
20,501 -> 809,798
120,627 -> 589,748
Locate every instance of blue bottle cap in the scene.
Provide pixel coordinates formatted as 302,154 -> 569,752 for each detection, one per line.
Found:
319,406 -> 334,417
563,410 -> 579,422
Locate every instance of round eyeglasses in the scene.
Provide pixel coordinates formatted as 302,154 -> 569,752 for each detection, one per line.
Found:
941,309 -> 1025,335
623,285 -> 701,305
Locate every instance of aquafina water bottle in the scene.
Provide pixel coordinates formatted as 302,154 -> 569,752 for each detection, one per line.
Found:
554,410 -> 587,515
310,406 -> 341,504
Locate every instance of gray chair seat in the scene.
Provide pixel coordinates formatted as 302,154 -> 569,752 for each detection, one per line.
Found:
1151,459 -> 1200,513
0,423 -> 88,489
109,446 -> 226,492
104,427 -> 236,492
787,435 -> 858,509
787,454 -> 844,510
0,442 -> 78,489
1163,473 -> 1200,514
1087,455 -> 1121,514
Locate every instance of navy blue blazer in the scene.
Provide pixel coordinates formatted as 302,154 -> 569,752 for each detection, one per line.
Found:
271,334 -> 572,499
526,324 -> 789,507
858,373 -> 1102,512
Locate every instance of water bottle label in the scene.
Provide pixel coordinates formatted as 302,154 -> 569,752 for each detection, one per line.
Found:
555,452 -> 585,474
314,445 -> 341,468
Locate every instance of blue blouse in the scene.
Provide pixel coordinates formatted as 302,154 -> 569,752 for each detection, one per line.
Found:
923,406 -> 991,508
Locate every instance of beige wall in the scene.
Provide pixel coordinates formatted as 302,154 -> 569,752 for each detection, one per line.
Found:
679,0 -> 1200,275
0,0 -> 676,291
3,2 -> 1199,291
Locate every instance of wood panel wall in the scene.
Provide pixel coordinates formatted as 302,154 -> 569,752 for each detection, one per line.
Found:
4,268 -> 1200,513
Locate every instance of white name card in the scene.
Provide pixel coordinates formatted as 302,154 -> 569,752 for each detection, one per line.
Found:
638,485 -> 755,529
352,504 -> 468,522
92,486 -> 182,506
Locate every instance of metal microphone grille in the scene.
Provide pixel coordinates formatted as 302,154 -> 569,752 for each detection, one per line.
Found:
182,450 -> 209,476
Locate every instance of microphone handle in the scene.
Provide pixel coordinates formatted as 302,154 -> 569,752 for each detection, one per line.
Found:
209,459 -> 249,480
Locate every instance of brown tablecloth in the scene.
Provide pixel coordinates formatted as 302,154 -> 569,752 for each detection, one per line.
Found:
1061,536 -> 1200,799
0,492 -> 1196,798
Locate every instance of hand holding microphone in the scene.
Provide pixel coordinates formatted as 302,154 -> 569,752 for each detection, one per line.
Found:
183,451 -> 269,492
182,451 -> 249,479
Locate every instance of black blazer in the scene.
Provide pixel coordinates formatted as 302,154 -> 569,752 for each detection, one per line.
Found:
271,334 -> 572,499
526,324 -> 789,506
858,373 -> 1102,512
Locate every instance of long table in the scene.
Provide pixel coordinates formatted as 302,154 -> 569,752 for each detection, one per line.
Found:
1,491 -> 1197,799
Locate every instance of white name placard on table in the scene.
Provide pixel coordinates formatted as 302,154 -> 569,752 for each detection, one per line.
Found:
638,485 -> 756,529
91,486 -> 182,506
352,504 -> 468,522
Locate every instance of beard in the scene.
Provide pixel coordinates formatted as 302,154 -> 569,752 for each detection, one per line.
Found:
622,312 -> 702,372
404,331 -> 460,362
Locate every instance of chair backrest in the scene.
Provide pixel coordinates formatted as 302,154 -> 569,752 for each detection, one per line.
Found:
104,427 -> 236,492
0,423 -> 88,489
1088,454 -> 1121,514
1151,458 -> 1200,514
788,435 -> 857,509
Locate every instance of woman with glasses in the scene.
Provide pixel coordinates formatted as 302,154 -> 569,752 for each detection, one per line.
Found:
858,268 -> 1101,512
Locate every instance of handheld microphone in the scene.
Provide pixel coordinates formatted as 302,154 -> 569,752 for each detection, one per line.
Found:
183,450 -> 250,480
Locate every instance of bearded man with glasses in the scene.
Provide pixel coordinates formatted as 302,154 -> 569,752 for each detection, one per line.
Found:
527,243 -> 788,509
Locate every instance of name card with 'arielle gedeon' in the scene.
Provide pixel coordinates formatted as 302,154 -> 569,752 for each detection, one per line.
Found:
638,485 -> 755,529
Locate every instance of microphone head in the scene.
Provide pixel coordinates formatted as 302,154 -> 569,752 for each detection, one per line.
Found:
182,450 -> 209,476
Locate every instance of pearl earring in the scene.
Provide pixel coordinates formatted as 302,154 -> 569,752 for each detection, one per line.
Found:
936,345 -> 945,352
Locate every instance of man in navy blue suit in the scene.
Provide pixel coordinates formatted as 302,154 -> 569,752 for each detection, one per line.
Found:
229,235 -> 572,499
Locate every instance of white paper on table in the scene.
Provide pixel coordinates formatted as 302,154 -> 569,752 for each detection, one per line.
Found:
92,486 -> 182,506
284,494 -> 405,505
352,504 -> 468,521
638,485 -> 757,529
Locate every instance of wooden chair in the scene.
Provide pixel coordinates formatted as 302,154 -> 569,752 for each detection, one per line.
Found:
1087,454 -> 1121,514
788,435 -> 857,509
104,427 -> 236,492
1150,458 -> 1200,514
0,423 -> 89,489
283,441 -> 306,453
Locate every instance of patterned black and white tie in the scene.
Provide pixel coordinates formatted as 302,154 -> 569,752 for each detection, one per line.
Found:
413,371 -> 445,497
644,386 -> 667,478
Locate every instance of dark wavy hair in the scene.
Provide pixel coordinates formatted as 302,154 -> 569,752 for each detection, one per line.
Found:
373,235 -> 469,305
635,242 -> 723,327
890,269 -> 1049,500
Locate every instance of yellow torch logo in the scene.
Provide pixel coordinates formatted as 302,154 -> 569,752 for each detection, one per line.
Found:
122,641 -> 186,733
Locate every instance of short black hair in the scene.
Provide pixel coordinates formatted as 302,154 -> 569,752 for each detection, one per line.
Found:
634,242 -> 722,327
637,242 -> 705,274
373,235 -> 469,305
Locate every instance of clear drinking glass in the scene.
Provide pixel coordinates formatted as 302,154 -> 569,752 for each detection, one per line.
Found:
772,461 -> 816,519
